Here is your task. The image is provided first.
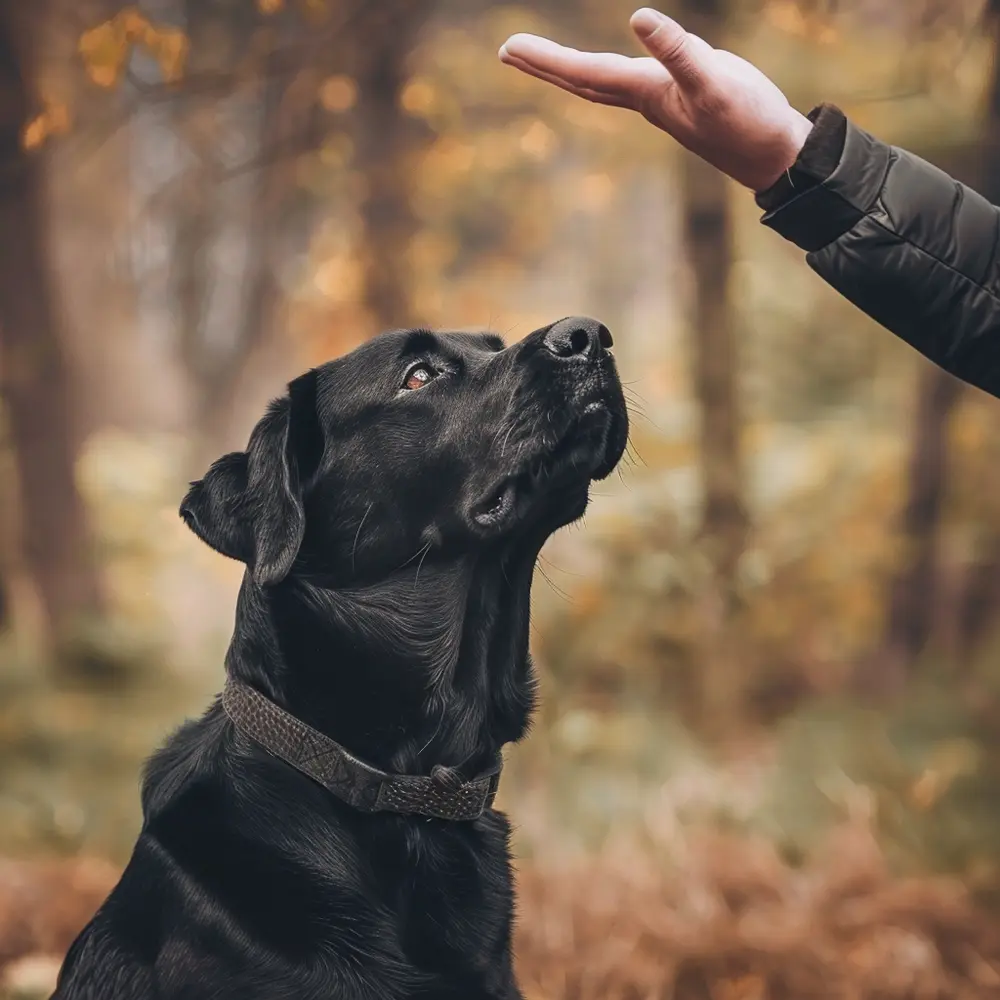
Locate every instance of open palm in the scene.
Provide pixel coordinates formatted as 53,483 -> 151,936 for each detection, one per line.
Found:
499,8 -> 813,192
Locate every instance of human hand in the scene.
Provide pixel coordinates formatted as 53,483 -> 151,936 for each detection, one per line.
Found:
499,7 -> 813,192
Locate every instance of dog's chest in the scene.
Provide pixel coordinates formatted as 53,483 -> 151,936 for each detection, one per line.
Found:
394,816 -> 515,975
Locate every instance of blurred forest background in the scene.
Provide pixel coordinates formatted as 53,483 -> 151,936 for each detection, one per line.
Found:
4,0 -> 1000,996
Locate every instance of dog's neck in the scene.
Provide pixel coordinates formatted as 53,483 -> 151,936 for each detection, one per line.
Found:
224,543 -> 540,777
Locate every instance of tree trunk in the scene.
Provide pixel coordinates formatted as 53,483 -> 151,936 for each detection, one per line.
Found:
350,3 -> 430,334
678,0 -> 747,737
684,152 -> 747,581
0,1 -> 105,650
865,367 -> 963,696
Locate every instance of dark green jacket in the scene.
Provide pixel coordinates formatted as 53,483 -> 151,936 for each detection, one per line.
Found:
757,105 -> 1000,398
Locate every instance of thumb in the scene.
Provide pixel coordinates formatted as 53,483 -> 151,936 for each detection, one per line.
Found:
630,8 -> 707,91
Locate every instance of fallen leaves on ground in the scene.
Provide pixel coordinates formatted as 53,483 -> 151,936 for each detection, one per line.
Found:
2,822 -> 1000,1000
515,820 -> 1000,999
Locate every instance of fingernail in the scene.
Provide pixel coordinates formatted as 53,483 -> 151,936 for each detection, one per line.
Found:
631,8 -> 667,38
498,43 -> 509,61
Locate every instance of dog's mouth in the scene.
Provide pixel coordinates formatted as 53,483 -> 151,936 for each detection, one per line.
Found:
471,401 -> 624,533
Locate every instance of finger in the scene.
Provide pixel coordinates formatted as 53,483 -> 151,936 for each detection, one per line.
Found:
499,51 -> 635,109
499,34 -> 650,98
630,8 -> 709,92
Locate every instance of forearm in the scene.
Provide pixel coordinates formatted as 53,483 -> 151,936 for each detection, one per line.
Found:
758,106 -> 1000,399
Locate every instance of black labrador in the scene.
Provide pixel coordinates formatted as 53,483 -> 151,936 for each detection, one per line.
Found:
54,317 -> 628,1000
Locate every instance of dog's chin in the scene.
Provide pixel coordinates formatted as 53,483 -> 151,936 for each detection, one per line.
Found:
470,402 -> 627,538
553,401 -> 622,483
587,402 -> 629,481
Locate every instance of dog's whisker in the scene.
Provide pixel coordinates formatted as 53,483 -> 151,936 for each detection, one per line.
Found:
392,541 -> 432,573
626,439 -> 646,467
622,392 -> 649,415
413,541 -> 433,589
538,555 -> 583,578
622,398 -> 649,419
499,421 -> 519,460
623,401 -> 650,421
351,503 -> 374,575
535,562 -> 573,604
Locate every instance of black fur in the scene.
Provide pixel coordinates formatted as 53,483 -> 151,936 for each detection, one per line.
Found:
54,319 -> 627,1000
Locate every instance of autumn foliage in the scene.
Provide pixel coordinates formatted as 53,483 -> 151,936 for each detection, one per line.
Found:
515,822 -> 1000,1000
4,821 -> 1000,999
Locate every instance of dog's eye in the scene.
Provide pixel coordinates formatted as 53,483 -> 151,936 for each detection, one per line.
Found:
403,363 -> 438,391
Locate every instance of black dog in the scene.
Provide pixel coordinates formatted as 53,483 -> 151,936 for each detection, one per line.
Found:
54,318 -> 627,1000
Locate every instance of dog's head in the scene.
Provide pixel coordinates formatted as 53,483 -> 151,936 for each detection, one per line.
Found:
180,317 -> 628,587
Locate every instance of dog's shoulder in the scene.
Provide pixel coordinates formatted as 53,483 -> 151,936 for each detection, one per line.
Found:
85,696 -> 520,998
70,708 -> 424,998
52,906 -> 156,1000
77,828 -> 420,1000
139,697 -> 229,819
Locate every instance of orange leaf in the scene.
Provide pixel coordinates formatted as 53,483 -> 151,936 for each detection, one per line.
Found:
78,17 -> 130,89
20,102 -> 72,152
79,8 -> 185,89
140,23 -> 189,83
21,115 -> 48,151
119,6 -> 151,42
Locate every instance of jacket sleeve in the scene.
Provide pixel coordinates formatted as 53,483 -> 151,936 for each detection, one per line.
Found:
758,105 -> 1000,399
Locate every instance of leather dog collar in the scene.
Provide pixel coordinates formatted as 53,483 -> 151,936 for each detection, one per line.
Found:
221,679 -> 503,822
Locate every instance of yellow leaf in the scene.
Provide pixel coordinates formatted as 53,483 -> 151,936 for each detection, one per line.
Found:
313,252 -> 363,304
79,9 -> 185,89
519,119 -> 556,161
400,78 -> 435,117
318,133 -> 354,167
765,1 -> 808,37
579,171 -> 613,211
140,24 -> 189,83
319,75 -> 357,113
78,17 -> 130,89
257,0 -> 284,12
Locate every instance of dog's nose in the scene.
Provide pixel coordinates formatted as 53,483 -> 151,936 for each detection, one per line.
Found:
542,316 -> 613,359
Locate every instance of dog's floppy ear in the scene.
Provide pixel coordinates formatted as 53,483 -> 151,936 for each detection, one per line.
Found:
180,369 -> 323,586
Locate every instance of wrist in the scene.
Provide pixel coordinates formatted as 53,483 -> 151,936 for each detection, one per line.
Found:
755,110 -> 814,193
754,104 -> 849,213
785,110 -> 815,163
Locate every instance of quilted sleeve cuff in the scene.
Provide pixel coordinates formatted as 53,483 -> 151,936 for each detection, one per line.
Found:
758,109 -> 892,253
